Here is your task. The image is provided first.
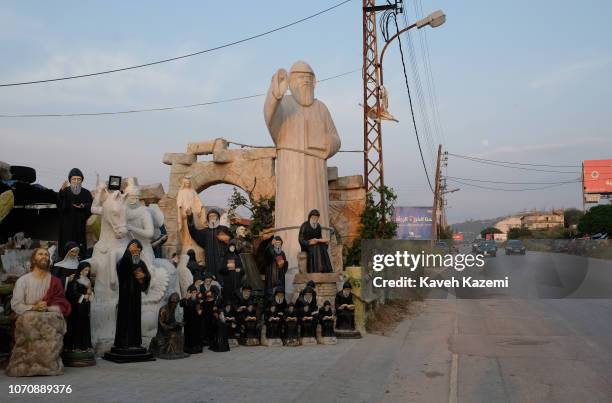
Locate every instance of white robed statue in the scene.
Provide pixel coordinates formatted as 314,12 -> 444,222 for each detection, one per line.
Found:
176,176 -> 206,257
263,60 -> 341,292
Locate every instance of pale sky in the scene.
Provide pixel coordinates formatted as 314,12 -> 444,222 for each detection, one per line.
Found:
1,0 -> 610,223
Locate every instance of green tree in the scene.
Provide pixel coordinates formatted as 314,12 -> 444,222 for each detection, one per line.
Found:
507,226 -> 532,239
344,186 -> 398,267
438,225 -> 454,240
480,226 -> 502,238
226,188 -> 274,240
564,208 -> 584,228
578,204 -> 612,235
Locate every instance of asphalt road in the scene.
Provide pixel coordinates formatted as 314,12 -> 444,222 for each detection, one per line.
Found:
1,251 -> 611,403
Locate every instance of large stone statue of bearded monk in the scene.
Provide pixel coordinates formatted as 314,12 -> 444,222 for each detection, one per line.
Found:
264,61 -> 341,293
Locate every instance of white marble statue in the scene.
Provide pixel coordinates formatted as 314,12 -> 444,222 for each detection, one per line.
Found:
89,182 -> 177,350
263,60 -> 341,292
176,176 -> 205,256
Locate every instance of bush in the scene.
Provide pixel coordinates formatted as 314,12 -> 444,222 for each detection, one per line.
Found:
578,205 -> 612,235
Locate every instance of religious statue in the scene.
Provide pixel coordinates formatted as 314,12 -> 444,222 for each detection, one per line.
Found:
264,60 -> 341,288
234,284 -> 254,314
223,303 -> 240,347
298,301 -> 317,345
176,176 -> 205,255
125,181 -> 156,264
264,236 -> 288,297
241,303 -> 259,346
7,248 -> 71,376
235,225 -> 252,253
51,242 -> 80,290
269,287 -> 287,317
201,286 -> 218,347
180,285 -> 203,354
335,281 -> 356,331
295,285 -> 318,315
187,209 -> 231,280
149,293 -> 189,359
262,304 -> 283,347
318,300 -> 337,345
298,209 -> 333,273
63,261 -> 96,366
185,249 -> 205,282
220,239 -> 244,303
283,303 -> 300,347
208,306 -> 230,352
58,168 -> 92,258
104,240 -> 154,363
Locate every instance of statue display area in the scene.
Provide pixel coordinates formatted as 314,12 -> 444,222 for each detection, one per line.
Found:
1,60 -> 367,378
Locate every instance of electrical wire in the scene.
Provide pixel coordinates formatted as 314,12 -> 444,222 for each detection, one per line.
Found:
0,68 -> 358,117
446,153 -> 581,174
0,0 -> 353,87
447,178 -> 581,192
391,11 -> 434,192
445,176 -> 582,185
447,152 -> 581,168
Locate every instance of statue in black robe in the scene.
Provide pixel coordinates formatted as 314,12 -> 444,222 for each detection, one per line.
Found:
149,293 -> 189,359
113,240 -> 151,349
180,285 -> 204,354
223,303 -> 241,343
233,285 -> 254,315
187,209 -> 231,280
51,242 -> 80,291
295,286 -> 318,316
220,240 -> 244,304
319,301 -> 335,338
58,168 -> 92,258
283,303 -> 300,347
264,305 -> 282,340
264,236 -> 288,296
298,209 -> 333,273
185,249 -> 205,282
241,303 -> 259,346
269,287 -> 287,316
208,306 -> 230,352
299,304 -> 316,339
298,280 -> 318,307
64,261 -> 94,351
335,281 -> 356,331
201,288 -> 218,347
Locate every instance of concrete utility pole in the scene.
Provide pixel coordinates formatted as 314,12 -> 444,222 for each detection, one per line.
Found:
431,144 -> 442,241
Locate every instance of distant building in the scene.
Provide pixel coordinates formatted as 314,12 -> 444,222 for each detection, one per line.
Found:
494,216 -> 522,234
519,210 -> 564,231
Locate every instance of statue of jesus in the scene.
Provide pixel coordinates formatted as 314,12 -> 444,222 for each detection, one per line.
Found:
263,60 -> 341,289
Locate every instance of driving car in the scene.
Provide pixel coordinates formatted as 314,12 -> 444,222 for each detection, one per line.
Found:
505,239 -> 526,255
475,240 -> 497,257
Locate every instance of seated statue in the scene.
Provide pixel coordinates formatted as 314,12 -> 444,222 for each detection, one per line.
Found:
299,302 -> 317,345
149,293 -> 189,359
283,303 -> 300,347
240,303 -> 259,346
335,281 -> 360,338
208,306 -> 230,352
317,300 -> 337,345
7,248 -> 71,377
298,209 -> 333,273
223,303 -> 240,347
262,304 -> 283,347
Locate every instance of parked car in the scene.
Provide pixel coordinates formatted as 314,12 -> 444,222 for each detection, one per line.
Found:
505,239 -> 526,255
475,240 -> 497,257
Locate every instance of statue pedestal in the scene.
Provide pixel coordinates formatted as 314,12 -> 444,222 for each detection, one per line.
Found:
62,349 -> 96,367
103,346 -> 155,363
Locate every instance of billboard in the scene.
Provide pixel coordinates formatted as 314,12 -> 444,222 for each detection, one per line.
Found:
394,206 -> 432,240
583,160 -> 612,194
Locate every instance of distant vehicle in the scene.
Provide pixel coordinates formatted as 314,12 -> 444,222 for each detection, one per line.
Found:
475,240 -> 497,257
472,239 -> 483,253
592,232 -> 609,240
505,239 -> 526,255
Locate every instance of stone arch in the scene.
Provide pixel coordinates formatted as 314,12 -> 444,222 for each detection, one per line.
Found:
158,139 -> 276,255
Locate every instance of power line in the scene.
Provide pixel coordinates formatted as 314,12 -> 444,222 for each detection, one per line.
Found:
0,0 -> 353,88
446,153 -> 581,174
391,12 -> 434,192
0,69 -> 358,118
447,152 -> 581,168
445,176 -> 581,185
447,178 -> 580,192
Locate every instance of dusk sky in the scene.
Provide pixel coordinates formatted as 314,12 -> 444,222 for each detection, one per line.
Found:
1,0 -> 610,223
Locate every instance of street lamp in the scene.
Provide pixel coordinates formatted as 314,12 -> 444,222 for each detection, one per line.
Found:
379,9 -> 446,86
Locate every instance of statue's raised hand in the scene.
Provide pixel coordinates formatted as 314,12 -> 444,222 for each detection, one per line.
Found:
272,68 -> 289,99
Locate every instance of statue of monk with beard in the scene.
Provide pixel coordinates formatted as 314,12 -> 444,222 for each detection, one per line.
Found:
264,61 -> 341,288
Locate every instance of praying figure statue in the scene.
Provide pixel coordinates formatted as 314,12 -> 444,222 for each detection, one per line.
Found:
299,209 -> 333,273
187,209 -> 231,280
149,293 -> 189,359
176,176 -> 205,255
264,61 -> 341,285
58,168 -> 92,258
104,240 -> 153,363
264,236 -> 288,296
335,281 -> 356,331
63,262 -> 95,361
7,248 -> 71,377
51,241 -> 80,290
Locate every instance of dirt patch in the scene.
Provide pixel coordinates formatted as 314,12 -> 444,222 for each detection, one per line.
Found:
366,299 -> 416,336
422,370 -> 444,378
